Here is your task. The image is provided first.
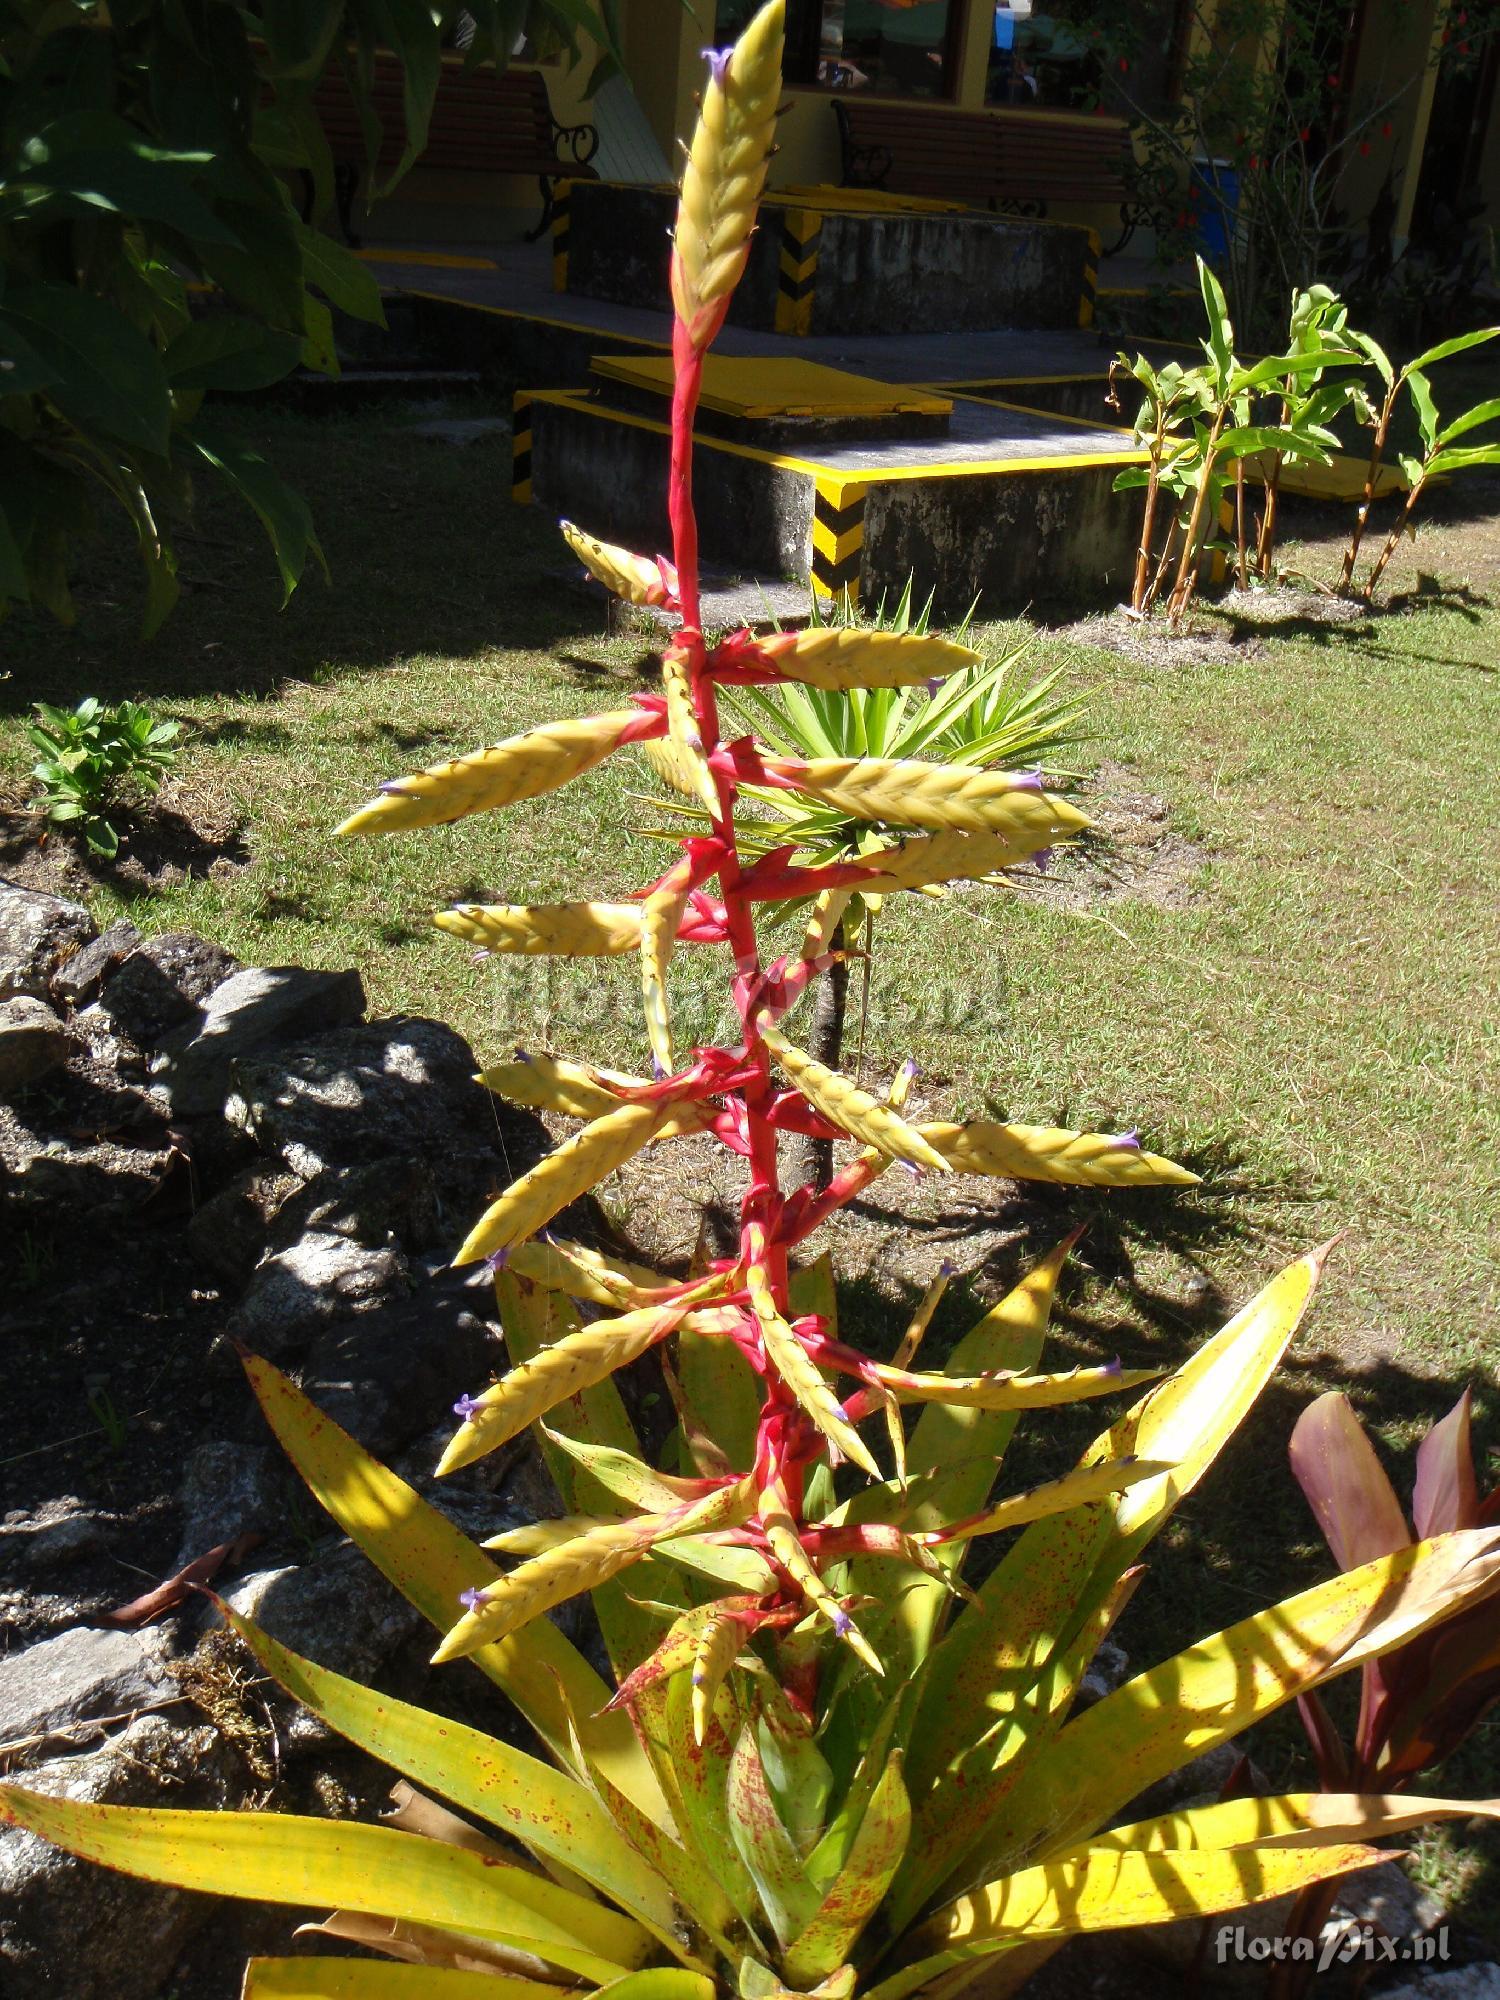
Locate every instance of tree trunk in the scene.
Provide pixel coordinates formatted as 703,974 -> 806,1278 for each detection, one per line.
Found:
790,916 -> 848,1194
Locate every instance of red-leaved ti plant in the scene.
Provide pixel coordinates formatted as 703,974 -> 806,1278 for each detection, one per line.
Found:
6,9 -> 1500,1999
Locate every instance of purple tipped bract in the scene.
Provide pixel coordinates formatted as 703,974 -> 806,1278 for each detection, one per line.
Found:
377,780 -> 412,796
702,46 -> 733,85
1114,1128 -> 1141,1150
453,1393 -> 482,1422
486,1247 -> 510,1272
458,1586 -> 487,1612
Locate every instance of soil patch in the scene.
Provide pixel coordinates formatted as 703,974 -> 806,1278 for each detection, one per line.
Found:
0,775 -> 249,899
1006,760 -> 1213,912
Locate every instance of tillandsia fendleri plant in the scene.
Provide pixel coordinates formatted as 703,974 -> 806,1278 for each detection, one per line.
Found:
7,11 -> 1500,1999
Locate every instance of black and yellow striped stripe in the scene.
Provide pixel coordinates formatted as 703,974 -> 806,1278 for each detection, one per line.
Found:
1078,227 -> 1100,329
512,392 -> 533,504
811,480 -> 865,603
551,181 -> 574,293
775,209 -> 822,337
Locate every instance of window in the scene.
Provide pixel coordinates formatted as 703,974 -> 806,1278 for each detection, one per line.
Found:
984,0 -> 1184,112
715,0 -> 960,98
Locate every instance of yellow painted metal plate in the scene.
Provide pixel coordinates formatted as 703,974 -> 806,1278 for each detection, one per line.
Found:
774,185 -> 971,215
1260,451 -> 1407,502
591,354 -> 952,422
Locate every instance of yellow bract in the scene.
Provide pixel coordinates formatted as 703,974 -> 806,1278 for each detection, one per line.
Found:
435,900 -> 644,955
922,1119 -> 1198,1187
671,0 -> 785,346
868,810 -> 1090,890
453,1100 -> 671,1266
762,1025 -> 949,1172
337,711 -> 642,836
764,756 -> 1069,836
562,519 -> 671,605
757,628 -> 980,689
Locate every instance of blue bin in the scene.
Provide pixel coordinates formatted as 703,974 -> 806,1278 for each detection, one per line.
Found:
1192,156 -> 1240,264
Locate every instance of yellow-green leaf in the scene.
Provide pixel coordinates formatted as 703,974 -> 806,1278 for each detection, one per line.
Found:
0,1791 -> 648,1986
242,1355 -> 667,1825
783,1752 -> 910,1987
221,1604 -> 685,1954
1073,1790 -> 1500,1858
244,1963 -> 556,1999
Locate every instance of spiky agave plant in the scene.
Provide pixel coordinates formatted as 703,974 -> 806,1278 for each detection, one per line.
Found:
7,11 -> 1500,1998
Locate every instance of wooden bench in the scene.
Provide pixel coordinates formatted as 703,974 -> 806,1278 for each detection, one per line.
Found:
833,99 -> 1138,253
306,53 -> 598,244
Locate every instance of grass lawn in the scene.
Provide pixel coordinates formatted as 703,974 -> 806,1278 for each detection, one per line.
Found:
4,398 -> 1497,1922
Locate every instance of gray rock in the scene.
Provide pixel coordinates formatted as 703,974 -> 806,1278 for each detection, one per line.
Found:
221,1542 -> 424,1688
0,1499 -> 108,1572
1075,1636 -> 1130,1709
1336,1856 -> 1445,1940
153,965 -> 365,1115
185,1164 -> 301,1284
0,1626 -> 178,1750
97,931 -> 240,1048
267,1155 -> 443,1255
174,1441 -> 293,1571
1380,1969 -> 1500,2000
66,998 -> 146,1075
0,995 -> 71,1095
50,919 -> 141,1008
0,1713 -> 234,2000
0,880 -> 95,1001
225,1229 -> 410,1355
301,1283 -> 500,1456
224,1014 -> 537,1202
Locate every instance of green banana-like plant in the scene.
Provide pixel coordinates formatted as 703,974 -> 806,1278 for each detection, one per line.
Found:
6,9 -> 1500,1997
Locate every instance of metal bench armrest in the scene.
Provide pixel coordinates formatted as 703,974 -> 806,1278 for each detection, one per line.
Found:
552,116 -> 599,168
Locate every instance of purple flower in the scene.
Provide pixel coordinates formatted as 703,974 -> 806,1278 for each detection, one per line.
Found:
702,46 -> 733,85
831,1607 -> 852,1637
938,1258 -> 955,1278
1033,847 -> 1053,874
486,1247 -> 510,1273
1013,768 -> 1046,793
898,1057 -> 918,1083
377,779 -> 412,796
924,676 -> 943,696
513,1046 -> 532,1064
453,1393 -> 482,1422
898,1160 -> 924,1180
1102,1357 -> 1123,1376
458,1586 -> 487,1612
652,1055 -> 669,1080
1113,1128 -> 1141,1150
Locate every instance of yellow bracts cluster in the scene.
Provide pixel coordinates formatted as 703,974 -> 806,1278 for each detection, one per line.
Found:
868,1357 -> 1161,1411
662,646 -> 722,814
747,1247 -> 880,1478
922,1120 -> 1199,1188
763,756 -> 1072,836
761,1025 -> 948,1172
507,1235 -> 683,1307
756,628 -> 979,690
454,1100 -> 671,1266
758,1483 -> 882,1673
562,520 -> 672,606
438,1299 -> 695,1475
639,732 -> 706,800
336,710 -> 642,837
671,0 -> 785,347
479,1051 -> 710,1137
867,809 -> 1090,892
434,1482 -> 753,1664
436,901 -> 644,956
641,883 -> 689,1074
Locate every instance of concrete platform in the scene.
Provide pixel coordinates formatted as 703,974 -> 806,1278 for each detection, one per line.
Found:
519,385 -> 1144,616
559,181 -> 1097,336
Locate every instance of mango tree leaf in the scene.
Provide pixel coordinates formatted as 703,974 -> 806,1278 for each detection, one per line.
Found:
3,282 -> 171,455
1428,443 -> 1500,478
164,315 -> 304,391
14,131 -> 242,244
0,311 -> 62,396
187,420 -> 325,603
258,0 -> 346,79
0,1790 -> 649,1985
240,1354 -> 669,1824
1436,399 -> 1500,450
221,1603 -> 686,1956
1405,369 -> 1439,452
1404,326 -> 1499,374
297,219 -> 387,324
